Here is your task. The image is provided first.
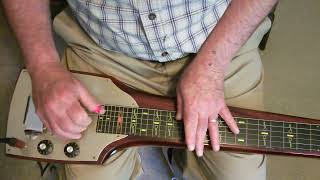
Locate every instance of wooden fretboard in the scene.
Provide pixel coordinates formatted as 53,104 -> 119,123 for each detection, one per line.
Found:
96,105 -> 320,153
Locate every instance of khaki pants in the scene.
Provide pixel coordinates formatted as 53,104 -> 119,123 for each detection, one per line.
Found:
53,9 -> 271,180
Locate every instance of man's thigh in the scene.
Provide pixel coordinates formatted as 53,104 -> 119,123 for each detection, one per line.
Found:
65,148 -> 140,180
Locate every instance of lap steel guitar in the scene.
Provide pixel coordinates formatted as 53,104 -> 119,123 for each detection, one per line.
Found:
5,70 -> 320,164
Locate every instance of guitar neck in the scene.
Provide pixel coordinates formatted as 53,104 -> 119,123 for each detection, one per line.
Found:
96,104 -> 320,157
70,70 -> 320,158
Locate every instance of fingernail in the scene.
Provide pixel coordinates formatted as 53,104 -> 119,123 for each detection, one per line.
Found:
214,145 -> 220,152
235,128 -> 240,134
94,105 -> 105,114
188,144 -> 195,151
196,150 -> 203,157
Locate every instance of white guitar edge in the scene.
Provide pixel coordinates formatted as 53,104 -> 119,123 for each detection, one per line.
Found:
6,69 -> 139,163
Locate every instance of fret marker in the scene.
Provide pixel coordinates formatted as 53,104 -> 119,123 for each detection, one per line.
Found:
142,112 -> 148,115
154,125 -> 159,136
263,122 -> 267,129
287,134 -> 294,138
167,126 -> 172,137
141,129 -> 146,132
130,109 -> 137,134
154,122 -> 160,125
261,132 -> 269,135
263,135 -> 267,146
168,113 -> 173,122
130,124 -> 136,134
238,121 -> 245,124
289,139 -> 293,148
238,138 -> 245,142
167,123 -> 173,126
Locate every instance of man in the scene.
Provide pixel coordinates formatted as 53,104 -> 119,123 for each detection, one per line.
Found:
3,0 -> 277,179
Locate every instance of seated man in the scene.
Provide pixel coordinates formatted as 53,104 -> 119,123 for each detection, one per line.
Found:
2,0 -> 277,179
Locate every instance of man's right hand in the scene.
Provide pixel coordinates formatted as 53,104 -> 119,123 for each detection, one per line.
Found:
30,62 -> 103,140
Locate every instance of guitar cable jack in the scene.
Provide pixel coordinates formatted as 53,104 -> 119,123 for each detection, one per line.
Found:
0,137 -> 26,149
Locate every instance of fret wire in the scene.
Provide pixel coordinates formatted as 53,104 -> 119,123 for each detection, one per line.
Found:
111,106 -> 116,134
146,108 -> 150,136
246,118 -> 248,146
123,107 -> 127,135
102,105 -> 105,133
138,109 -> 141,136
310,124 -> 312,152
120,106 -> 123,134
111,106 -> 115,134
107,106 -> 111,133
108,106 -> 112,134
164,111 -> 167,139
282,121 -> 284,150
295,123 -> 298,150
103,105 -> 107,133
270,120 -> 272,148
258,119 -> 260,148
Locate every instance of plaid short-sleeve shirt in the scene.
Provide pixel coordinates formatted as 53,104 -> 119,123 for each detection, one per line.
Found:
67,0 -> 231,62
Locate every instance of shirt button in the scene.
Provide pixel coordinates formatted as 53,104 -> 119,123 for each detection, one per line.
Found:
148,13 -> 157,20
161,51 -> 169,57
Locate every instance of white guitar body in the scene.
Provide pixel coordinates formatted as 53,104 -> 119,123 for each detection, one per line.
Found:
6,70 -> 139,164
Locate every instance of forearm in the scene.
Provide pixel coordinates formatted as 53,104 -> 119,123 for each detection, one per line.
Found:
2,0 -> 59,75
198,0 -> 278,71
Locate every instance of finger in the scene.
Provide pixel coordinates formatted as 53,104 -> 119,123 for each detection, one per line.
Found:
43,110 -> 81,139
51,110 -> 84,134
183,105 -> 198,151
195,114 -> 208,157
44,101 -> 83,135
219,105 -> 239,134
66,101 -> 92,129
208,115 -> 220,152
77,83 -> 105,114
175,91 -> 183,120
35,109 -> 52,132
51,122 -> 81,140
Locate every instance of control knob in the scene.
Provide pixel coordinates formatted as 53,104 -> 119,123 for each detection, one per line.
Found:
37,140 -> 53,155
64,142 -> 80,158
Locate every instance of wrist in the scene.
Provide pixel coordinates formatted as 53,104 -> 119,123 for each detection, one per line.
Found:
27,58 -> 60,78
195,50 -> 230,74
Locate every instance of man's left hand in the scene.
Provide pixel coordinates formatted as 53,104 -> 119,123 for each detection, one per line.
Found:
176,54 -> 239,157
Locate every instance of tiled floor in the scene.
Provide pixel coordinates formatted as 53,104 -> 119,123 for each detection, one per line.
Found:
1,1 -> 320,180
